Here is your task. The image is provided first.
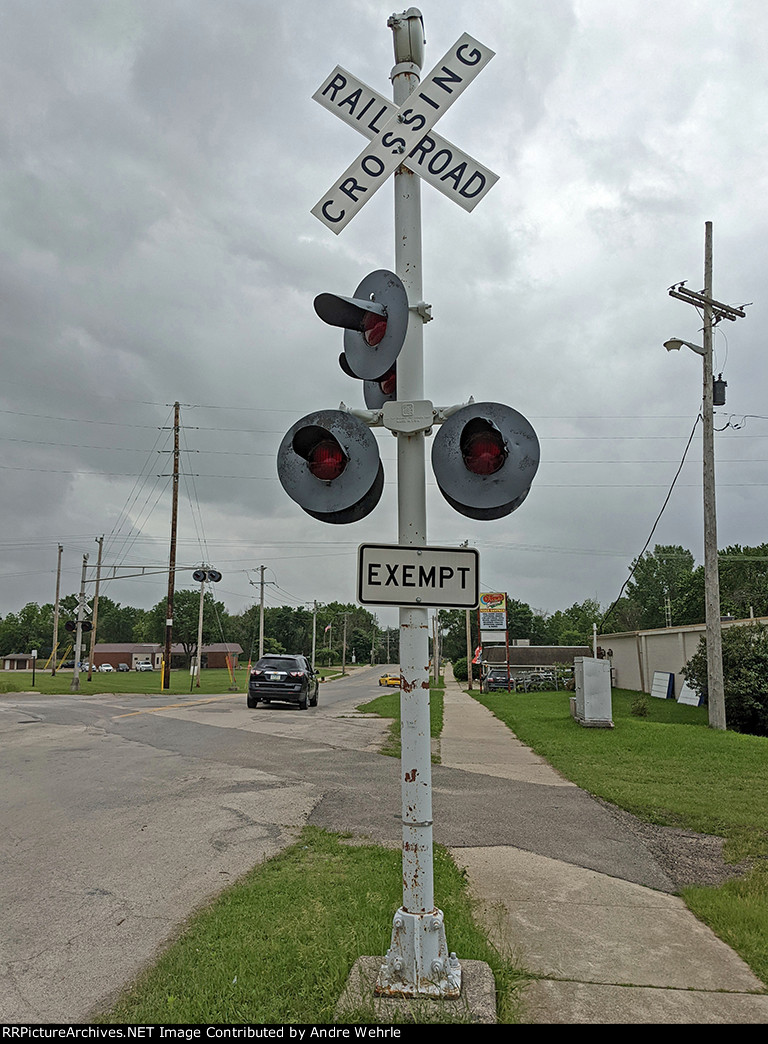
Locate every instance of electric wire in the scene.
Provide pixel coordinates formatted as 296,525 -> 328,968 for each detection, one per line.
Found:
599,413 -> 702,632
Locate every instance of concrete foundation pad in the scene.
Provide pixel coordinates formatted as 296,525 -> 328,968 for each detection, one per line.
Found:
336,957 -> 496,1024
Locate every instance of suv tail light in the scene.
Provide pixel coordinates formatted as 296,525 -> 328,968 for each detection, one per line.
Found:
289,671 -> 305,678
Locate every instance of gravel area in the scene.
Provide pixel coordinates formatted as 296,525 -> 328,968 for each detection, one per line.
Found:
597,799 -> 747,889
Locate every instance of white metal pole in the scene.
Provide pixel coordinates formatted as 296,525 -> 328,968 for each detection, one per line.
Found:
195,576 -> 205,687
377,10 -> 460,1000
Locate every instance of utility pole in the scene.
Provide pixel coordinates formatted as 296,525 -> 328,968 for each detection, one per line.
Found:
163,402 -> 180,690
342,612 -> 348,675
70,555 -> 88,693
312,600 -> 318,670
259,565 -> 266,659
87,535 -> 104,682
51,543 -> 63,675
701,224 -> 724,729
667,223 -> 747,730
465,609 -> 474,690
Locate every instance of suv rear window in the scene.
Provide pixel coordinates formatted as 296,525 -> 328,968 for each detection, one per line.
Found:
256,657 -> 303,671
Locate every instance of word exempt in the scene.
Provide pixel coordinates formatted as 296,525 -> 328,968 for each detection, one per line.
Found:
357,544 -> 479,608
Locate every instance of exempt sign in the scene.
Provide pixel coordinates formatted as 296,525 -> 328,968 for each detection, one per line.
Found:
357,544 -> 479,608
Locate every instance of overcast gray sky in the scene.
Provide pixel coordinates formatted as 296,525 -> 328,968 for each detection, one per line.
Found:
1,0 -> 767,630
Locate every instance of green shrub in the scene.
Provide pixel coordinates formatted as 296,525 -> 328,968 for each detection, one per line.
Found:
631,691 -> 649,717
682,622 -> 768,736
452,656 -> 468,682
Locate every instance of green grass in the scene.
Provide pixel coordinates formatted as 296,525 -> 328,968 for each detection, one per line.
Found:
98,827 -> 526,1024
0,667 -> 246,696
0,663 -> 374,696
360,680 -> 444,759
473,685 -> 768,986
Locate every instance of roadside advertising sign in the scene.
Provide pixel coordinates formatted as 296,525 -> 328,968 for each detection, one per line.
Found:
478,592 -> 507,630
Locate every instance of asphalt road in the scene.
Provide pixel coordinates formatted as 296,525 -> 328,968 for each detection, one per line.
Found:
1,666 -> 674,1023
0,667 -> 392,1023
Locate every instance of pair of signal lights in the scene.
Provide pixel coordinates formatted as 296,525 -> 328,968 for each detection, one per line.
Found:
65,620 -> 92,633
192,569 -> 222,583
277,269 -> 539,524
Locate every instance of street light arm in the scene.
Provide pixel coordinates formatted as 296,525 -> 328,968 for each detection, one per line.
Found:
664,338 -> 705,356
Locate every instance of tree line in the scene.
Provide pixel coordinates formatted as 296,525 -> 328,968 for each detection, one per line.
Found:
0,591 -> 388,667
5,541 -> 768,664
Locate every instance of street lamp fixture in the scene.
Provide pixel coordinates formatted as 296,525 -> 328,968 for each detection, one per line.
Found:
663,338 -> 705,356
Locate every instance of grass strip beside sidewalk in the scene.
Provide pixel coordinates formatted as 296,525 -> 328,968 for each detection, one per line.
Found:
97,827 -> 525,1024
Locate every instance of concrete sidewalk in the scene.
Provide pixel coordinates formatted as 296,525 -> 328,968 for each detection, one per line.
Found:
439,677 -> 768,1024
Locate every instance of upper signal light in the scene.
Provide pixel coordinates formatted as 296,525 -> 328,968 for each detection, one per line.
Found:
314,270 -> 409,383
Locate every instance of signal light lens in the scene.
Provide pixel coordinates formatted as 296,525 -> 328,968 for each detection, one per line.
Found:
363,310 -> 388,347
461,423 -> 507,475
378,366 -> 396,396
308,439 -> 347,481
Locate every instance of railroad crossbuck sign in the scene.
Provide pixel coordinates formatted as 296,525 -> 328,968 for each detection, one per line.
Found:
312,33 -> 497,233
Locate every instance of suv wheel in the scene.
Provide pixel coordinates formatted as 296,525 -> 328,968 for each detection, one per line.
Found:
298,690 -> 309,710
247,695 -> 258,709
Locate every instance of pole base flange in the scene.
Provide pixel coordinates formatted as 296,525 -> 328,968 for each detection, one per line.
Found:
374,908 -> 461,998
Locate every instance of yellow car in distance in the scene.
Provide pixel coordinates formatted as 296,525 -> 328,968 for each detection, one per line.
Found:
379,673 -> 400,687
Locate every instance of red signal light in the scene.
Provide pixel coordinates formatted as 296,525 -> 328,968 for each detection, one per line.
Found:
363,309 -> 388,347
308,439 -> 347,480
462,425 -> 507,475
378,365 -> 396,396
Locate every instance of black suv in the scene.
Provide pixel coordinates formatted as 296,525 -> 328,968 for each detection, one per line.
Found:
247,655 -> 319,710
483,668 -> 513,693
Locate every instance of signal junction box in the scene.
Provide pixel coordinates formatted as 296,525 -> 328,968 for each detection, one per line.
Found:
572,657 -> 613,728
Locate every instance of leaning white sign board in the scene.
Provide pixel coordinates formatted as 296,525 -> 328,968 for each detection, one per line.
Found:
650,671 -> 674,699
358,544 -> 479,608
312,33 -> 495,233
677,682 -> 702,706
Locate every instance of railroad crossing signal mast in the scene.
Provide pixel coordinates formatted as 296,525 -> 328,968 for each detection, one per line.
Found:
277,11 -> 539,999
